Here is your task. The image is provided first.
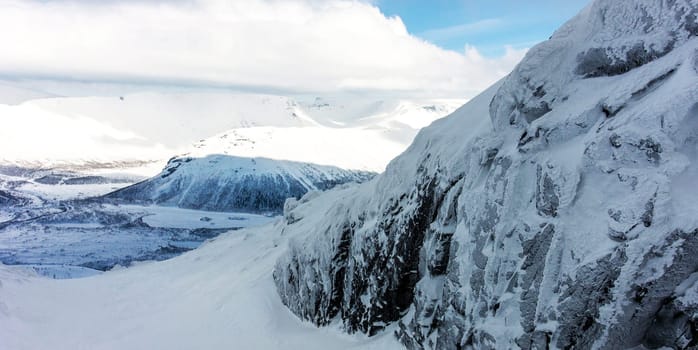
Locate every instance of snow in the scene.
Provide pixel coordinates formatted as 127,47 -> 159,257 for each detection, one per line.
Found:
120,204 -> 274,229
273,1 -> 698,348
3,1 -> 697,348
16,182 -> 126,201
0,202 -> 276,272
106,155 -> 374,213
17,264 -> 103,279
0,102 -> 172,165
0,212 -> 12,223
0,82 -> 53,105
187,126 -> 408,172
0,165 -> 279,274
0,222 -> 403,350
174,97 -> 463,172
0,90 -> 461,173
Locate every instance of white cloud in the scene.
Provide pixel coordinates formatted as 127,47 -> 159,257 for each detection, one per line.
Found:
0,0 -> 526,99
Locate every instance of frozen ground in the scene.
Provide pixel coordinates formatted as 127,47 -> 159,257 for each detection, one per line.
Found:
0,162 -> 149,203
0,165 -> 276,278
0,222 -> 402,350
17,182 -> 126,201
122,204 -> 274,229
0,203 -> 274,278
0,163 -> 280,278
0,154 -> 353,281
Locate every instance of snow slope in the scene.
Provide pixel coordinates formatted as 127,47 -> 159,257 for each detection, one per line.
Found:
273,1 -> 698,348
0,82 -> 53,105
160,96 -> 463,172
187,126 -> 406,172
0,221 -> 402,350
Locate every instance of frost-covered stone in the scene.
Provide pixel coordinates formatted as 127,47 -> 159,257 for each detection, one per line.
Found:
274,0 -> 698,348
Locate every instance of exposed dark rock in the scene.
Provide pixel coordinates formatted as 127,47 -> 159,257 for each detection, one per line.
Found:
342,176 -> 441,335
640,194 -> 655,227
554,250 -> 625,349
535,166 -> 559,218
610,133 -> 623,148
636,137 -> 663,164
518,224 -> 555,338
685,9 -> 698,36
576,42 -> 673,78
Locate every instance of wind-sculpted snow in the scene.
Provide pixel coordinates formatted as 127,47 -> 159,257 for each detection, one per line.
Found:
274,0 -> 698,348
105,155 -> 374,214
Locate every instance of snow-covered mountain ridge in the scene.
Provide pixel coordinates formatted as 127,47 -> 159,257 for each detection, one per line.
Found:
273,1 -> 698,348
0,90 -> 461,173
104,155 -> 374,214
170,97 -> 462,172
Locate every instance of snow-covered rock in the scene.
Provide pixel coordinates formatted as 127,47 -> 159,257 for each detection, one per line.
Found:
104,155 -> 374,214
274,1 -> 698,348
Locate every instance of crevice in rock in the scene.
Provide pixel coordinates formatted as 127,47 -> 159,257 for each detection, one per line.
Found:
631,67 -> 677,100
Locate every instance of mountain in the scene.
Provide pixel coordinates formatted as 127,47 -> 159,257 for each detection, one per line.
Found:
97,96 -> 458,213
104,155 -> 374,214
184,99 -> 459,172
0,87 -> 458,281
273,1 -> 698,348
0,90 -> 460,173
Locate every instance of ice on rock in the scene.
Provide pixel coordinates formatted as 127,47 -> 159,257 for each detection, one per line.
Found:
273,0 -> 698,348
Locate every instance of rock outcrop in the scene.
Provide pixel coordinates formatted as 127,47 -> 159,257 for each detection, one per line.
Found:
274,0 -> 698,348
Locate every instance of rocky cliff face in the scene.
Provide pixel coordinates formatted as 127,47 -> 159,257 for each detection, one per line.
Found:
273,0 -> 698,348
104,155 -> 374,214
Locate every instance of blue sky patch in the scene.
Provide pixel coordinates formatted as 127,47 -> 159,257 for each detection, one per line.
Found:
375,0 -> 589,56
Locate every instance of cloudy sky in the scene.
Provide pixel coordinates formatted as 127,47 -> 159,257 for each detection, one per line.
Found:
0,0 -> 588,99
378,0 -> 588,55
